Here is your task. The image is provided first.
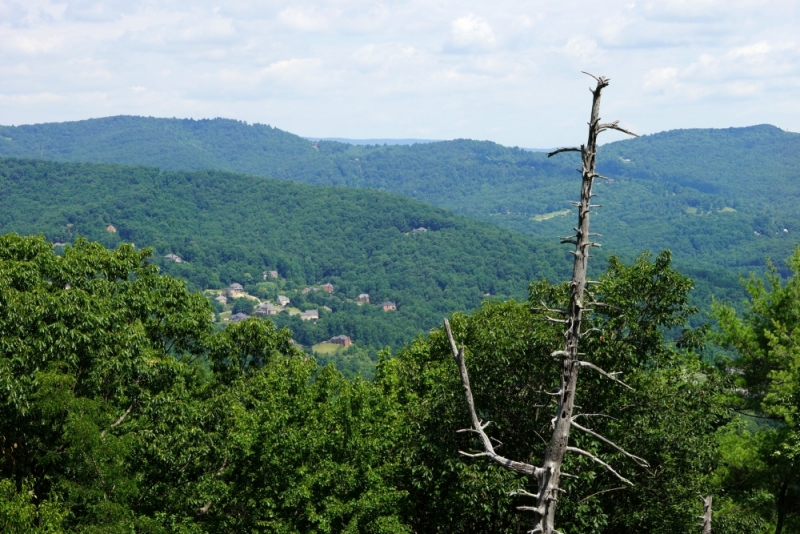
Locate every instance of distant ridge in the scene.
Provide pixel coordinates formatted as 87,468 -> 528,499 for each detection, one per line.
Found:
1,116 -> 797,308
303,137 -> 442,146
302,136 -> 553,152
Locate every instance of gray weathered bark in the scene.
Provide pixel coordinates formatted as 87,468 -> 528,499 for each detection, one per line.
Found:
445,74 -> 640,534
699,495 -> 712,534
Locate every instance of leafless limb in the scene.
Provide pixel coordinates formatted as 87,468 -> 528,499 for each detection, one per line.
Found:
566,447 -> 633,486
547,147 -> 582,158
597,121 -> 639,137
570,421 -> 649,467
578,486 -> 627,504
444,319 -> 544,478
699,495 -> 712,534
578,361 -> 634,390
101,401 -> 135,438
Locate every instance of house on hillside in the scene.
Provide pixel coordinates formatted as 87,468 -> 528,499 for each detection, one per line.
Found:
411,227 -> 427,234
214,295 -> 227,304
164,253 -> 182,263
329,335 -> 351,347
263,270 -> 279,280
226,283 -> 245,298
322,283 -> 334,293
382,301 -> 396,311
255,303 -> 278,316
301,309 -> 319,321
229,312 -> 250,323
357,293 -> 370,303
277,295 -> 290,307
322,306 -> 332,313
106,225 -> 117,233
301,287 -> 311,295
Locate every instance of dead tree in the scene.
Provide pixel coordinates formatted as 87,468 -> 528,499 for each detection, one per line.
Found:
444,73 -> 641,534
699,495 -> 712,534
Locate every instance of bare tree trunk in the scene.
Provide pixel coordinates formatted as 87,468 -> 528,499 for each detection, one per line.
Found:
444,74 -> 641,534
699,495 -> 712,534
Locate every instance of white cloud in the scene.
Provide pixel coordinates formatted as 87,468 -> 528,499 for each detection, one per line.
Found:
277,7 -> 329,32
1,0 -> 800,146
446,14 -> 496,52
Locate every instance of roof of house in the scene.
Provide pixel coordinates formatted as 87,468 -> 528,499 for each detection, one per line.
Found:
382,301 -> 396,306
228,283 -> 244,290
301,309 -> 319,316
358,293 -> 369,298
330,335 -> 350,342
229,312 -> 250,322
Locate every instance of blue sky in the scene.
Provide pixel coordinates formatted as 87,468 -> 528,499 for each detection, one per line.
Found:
1,0 -> 798,146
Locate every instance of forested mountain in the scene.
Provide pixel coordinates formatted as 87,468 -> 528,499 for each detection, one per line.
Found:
0,157 -> 566,351
1,116 -> 795,298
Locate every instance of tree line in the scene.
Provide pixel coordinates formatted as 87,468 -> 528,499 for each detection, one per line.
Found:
0,233 -> 796,532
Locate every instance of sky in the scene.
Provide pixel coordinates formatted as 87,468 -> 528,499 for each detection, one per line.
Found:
1,0 -> 799,147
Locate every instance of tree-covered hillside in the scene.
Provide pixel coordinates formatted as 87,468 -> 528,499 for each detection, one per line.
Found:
1,117 -> 795,289
0,157 -> 566,351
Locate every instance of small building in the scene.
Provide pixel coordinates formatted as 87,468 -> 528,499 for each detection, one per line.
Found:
214,295 -> 228,304
357,293 -> 370,303
322,283 -> 334,293
301,309 -> 319,321
164,253 -> 182,263
322,306 -> 332,313
277,295 -> 290,307
255,303 -> 278,316
269,270 -> 279,279
106,224 -> 117,233
226,283 -> 245,298
229,312 -> 250,323
53,242 -> 66,247
329,335 -> 351,347
411,227 -> 427,234
301,287 -> 311,295
382,301 -> 397,312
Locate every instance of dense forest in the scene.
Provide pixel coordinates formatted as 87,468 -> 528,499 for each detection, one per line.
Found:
2,116 -> 800,532
1,233 -> 796,533
0,116 -> 796,282
0,157 -> 568,358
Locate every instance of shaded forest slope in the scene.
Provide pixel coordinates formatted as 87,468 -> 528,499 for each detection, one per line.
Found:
0,157 -> 566,348
1,117 -> 795,282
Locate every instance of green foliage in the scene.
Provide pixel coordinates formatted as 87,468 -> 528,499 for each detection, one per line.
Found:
3,117 -> 797,314
0,234 -> 410,532
378,251 -> 730,533
0,479 -> 66,533
0,158 -> 565,351
231,297 -> 255,315
712,247 -> 800,533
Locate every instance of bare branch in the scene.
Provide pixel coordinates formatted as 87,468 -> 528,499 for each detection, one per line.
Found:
571,422 -> 650,467
510,488 -> 538,498
581,71 -> 601,83
547,147 -> 582,158
566,447 -> 633,486
598,121 -> 639,137
572,413 -> 618,422
578,361 -> 634,390
101,402 -> 135,438
444,319 -> 543,478
577,486 -> 626,504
